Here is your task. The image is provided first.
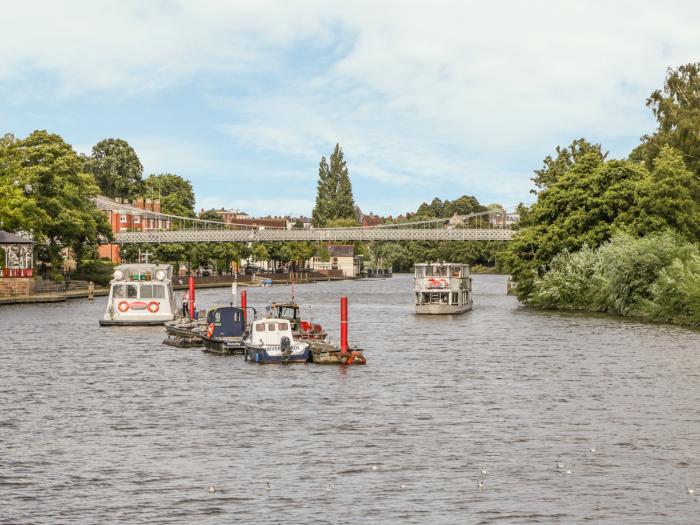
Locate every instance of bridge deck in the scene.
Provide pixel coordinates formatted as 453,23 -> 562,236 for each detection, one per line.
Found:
114,228 -> 514,244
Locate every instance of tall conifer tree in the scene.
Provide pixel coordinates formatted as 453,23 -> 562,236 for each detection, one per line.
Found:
312,156 -> 331,227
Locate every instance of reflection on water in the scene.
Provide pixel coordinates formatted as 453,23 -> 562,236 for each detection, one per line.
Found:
1,274 -> 698,523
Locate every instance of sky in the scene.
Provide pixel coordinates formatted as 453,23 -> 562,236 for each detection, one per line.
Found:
1,1 -> 699,217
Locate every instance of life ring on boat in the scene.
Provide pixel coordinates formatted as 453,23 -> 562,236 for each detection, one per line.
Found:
207,323 -> 215,338
147,301 -> 159,313
117,301 -> 129,312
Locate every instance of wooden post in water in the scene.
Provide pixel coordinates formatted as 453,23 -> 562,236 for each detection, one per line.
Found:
88,281 -> 94,300
188,275 -> 195,320
340,296 -> 348,353
241,289 -> 247,325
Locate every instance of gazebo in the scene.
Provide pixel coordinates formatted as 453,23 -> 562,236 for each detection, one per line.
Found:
0,231 -> 35,278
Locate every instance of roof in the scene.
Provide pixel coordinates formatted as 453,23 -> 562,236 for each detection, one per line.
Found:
0,231 -> 34,245
328,245 -> 354,257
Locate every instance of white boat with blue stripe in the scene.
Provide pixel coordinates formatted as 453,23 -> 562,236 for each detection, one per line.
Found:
245,318 -> 310,364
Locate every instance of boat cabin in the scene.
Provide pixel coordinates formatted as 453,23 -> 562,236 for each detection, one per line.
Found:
250,319 -> 294,346
206,306 -> 245,338
414,262 -> 473,314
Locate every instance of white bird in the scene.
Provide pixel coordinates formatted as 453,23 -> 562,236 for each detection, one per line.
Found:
557,462 -> 564,470
688,487 -> 695,495
476,479 -> 485,489
208,485 -> 216,493
400,484 -> 407,489
480,466 -> 487,476
589,448 -> 596,454
326,482 -> 332,492
371,465 -> 379,471
566,469 -> 572,475
266,482 -> 271,491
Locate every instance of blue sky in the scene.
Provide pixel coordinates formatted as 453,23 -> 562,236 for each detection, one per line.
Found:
2,1 -> 699,216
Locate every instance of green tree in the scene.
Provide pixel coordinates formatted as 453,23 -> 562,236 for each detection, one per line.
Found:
10,131 -> 112,272
199,209 -> 224,222
312,156 -> 331,227
532,138 -> 607,192
632,63 -> 700,178
312,144 -> 356,226
84,138 -> 143,200
143,173 -> 195,217
0,133 -> 47,233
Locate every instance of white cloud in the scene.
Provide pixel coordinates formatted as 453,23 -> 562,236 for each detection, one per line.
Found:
3,0 -> 700,214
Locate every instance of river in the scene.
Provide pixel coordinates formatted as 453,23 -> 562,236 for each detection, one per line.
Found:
1,274 -> 698,524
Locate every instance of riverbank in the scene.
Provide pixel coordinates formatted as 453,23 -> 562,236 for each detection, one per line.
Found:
0,273 -> 355,305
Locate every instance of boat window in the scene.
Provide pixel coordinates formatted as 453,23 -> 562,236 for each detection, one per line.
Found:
113,285 -> 125,298
126,284 -> 138,298
256,323 -> 265,332
425,266 -> 433,276
267,323 -> 277,331
452,292 -> 458,304
139,284 -> 166,299
277,322 -> 288,330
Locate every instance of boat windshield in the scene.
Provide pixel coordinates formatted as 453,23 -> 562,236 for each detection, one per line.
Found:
113,284 -> 138,298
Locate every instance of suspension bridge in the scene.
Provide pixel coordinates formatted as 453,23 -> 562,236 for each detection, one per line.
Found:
100,198 -> 516,244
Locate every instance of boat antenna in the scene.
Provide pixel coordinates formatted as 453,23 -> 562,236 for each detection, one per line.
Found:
291,268 -> 295,303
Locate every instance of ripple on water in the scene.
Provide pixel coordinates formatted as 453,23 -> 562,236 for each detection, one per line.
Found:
0,274 -> 699,524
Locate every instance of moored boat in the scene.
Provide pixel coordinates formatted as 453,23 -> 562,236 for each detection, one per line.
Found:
245,318 -> 310,364
269,302 -> 327,341
201,305 -> 247,354
100,263 -> 177,326
414,262 -> 473,315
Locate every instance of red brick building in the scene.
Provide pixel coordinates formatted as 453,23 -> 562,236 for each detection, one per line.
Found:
95,196 -> 172,263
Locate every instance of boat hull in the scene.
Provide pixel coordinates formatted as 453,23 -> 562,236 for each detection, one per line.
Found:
415,303 -> 472,315
245,345 -> 310,364
100,318 -> 169,326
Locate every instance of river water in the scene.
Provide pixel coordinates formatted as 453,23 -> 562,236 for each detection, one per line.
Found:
1,274 -> 698,524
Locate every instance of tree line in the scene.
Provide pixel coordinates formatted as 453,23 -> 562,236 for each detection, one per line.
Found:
503,63 -> 700,327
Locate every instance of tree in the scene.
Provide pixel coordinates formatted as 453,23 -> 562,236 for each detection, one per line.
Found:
84,138 -> 143,200
312,156 -> 331,227
331,143 -> 355,220
9,131 -> 112,273
532,138 -> 607,192
143,173 -> 195,217
632,63 -> 700,178
0,133 -> 47,233
312,144 -> 356,226
199,209 -> 224,222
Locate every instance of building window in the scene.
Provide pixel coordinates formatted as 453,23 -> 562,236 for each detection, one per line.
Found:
120,215 -> 127,223
134,216 -> 141,224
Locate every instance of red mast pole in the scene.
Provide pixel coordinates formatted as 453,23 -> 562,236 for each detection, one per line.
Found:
340,296 -> 348,353
188,275 -> 195,320
241,289 -> 247,325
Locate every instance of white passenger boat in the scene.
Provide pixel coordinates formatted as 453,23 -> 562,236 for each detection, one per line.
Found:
245,318 -> 310,364
100,263 -> 178,326
414,262 -> 473,314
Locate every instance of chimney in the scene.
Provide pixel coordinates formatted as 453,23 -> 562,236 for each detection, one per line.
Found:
135,197 -> 145,209
145,198 -> 153,211
153,199 -> 161,213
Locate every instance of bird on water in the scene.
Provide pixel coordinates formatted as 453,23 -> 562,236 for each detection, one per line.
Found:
326,482 -> 332,492
266,482 -> 271,491
480,466 -> 487,476
208,486 -> 216,493
688,487 -> 695,496
557,462 -> 564,470
476,479 -> 485,489
371,465 -> 379,471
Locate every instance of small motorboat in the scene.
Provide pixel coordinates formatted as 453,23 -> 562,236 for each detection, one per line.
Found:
245,318 -> 310,364
269,302 -> 327,341
201,306 -> 247,355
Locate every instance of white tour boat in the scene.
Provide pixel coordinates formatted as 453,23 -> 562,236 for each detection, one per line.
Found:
414,262 -> 473,315
100,263 -> 178,326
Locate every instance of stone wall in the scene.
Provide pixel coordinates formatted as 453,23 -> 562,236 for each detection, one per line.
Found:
0,278 -> 33,298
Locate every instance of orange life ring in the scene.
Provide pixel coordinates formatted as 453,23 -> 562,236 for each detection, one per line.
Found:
118,301 -> 129,312
147,301 -> 159,313
345,351 -> 366,365
207,323 -> 215,338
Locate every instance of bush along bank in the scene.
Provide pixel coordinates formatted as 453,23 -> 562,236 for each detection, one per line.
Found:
528,231 -> 700,328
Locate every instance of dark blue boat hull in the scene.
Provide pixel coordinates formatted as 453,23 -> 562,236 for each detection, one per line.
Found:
246,345 -> 310,364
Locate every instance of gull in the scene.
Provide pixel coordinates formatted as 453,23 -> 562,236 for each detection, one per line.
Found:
566,468 -> 573,475
400,484 -> 407,489
371,465 -> 379,471
208,485 -> 216,493
326,482 -> 332,492
266,482 -> 271,491
589,448 -> 596,454
476,479 -> 485,489
480,467 -> 487,476
688,487 -> 695,496
557,462 -> 564,470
